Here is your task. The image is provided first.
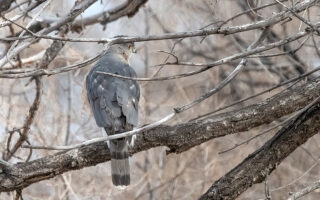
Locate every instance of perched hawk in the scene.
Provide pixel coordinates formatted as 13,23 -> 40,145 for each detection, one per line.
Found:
86,43 -> 140,186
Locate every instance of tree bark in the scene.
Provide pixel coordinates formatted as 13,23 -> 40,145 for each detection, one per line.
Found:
199,96 -> 320,200
0,77 -> 320,192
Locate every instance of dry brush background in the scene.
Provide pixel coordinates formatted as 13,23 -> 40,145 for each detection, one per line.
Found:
0,0 -> 320,199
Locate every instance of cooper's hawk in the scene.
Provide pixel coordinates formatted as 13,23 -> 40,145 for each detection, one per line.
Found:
86,43 -> 140,186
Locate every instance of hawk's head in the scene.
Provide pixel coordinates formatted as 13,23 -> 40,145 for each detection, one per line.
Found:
107,35 -> 136,62
119,42 -> 136,60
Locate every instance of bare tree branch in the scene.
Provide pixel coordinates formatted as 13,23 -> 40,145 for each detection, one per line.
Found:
1,0 -> 320,198
0,29 -> 311,79
0,76 -> 320,192
288,179 -> 320,200
0,0 -> 316,44
3,77 -> 42,161
0,0 -> 98,67
72,0 -> 148,29
200,97 -> 320,200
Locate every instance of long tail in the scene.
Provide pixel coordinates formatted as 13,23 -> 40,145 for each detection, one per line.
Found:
109,138 -> 130,186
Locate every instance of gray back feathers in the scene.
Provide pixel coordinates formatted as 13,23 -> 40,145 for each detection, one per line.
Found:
86,54 -> 140,133
86,51 -> 140,186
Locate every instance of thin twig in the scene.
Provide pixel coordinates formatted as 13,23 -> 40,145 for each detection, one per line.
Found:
219,96 -> 320,154
93,30 -> 308,82
0,0 -> 314,45
21,27 -> 270,151
4,77 -> 42,160
274,0 -> 318,33
22,113 -> 176,150
5,0 -> 53,67
191,65 -> 320,122
288,179 -> 320,200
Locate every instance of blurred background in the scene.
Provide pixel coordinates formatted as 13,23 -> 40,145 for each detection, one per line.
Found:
1,0 -> 320,199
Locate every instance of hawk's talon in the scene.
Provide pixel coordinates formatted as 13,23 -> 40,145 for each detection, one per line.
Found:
130,134 -> 136,147
105,140 -> 110,149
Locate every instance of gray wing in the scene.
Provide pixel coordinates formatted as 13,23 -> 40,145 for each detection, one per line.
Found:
86,55 -> 140,132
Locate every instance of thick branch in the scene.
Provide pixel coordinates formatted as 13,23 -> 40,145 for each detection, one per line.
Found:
0,0 -> 316,44
72,0 -> 148,29
199,97 -> 320,200
0,77 -> 320,192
